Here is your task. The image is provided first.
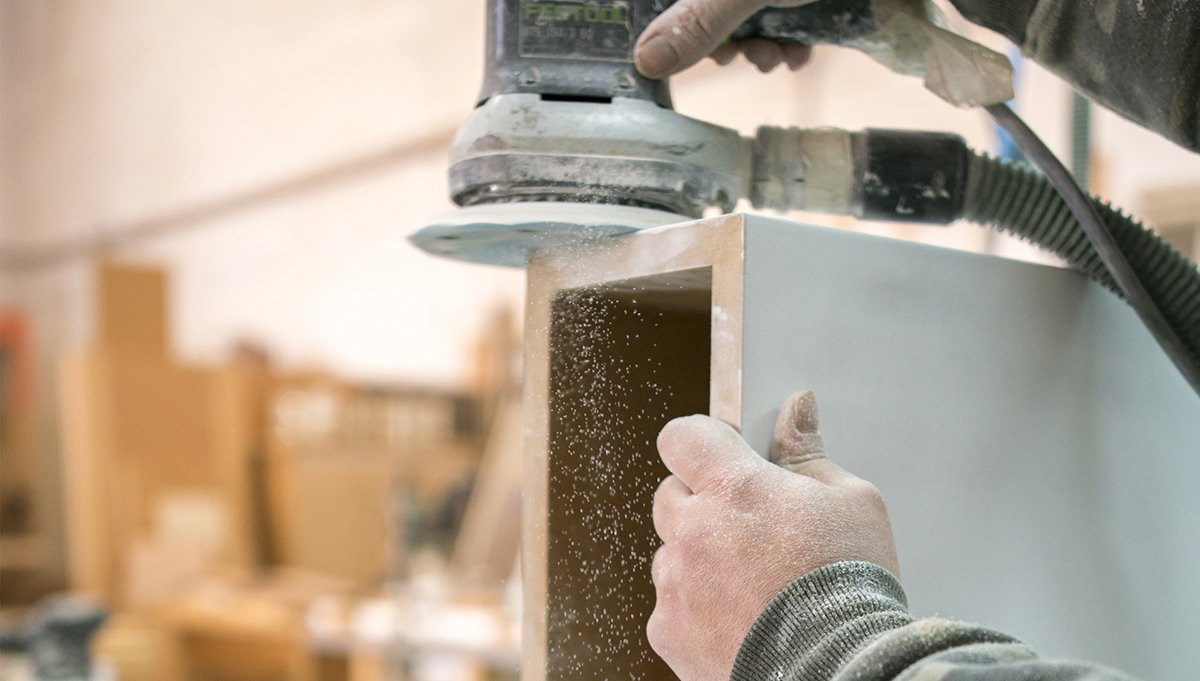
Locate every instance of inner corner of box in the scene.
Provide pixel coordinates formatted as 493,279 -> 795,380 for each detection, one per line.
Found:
540,266 -> 712,679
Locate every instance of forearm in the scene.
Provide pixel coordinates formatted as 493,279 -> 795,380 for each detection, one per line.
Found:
948,0 -> 1200,152
731,562 -> 1139,681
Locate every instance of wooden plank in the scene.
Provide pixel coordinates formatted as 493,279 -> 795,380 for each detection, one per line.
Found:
275,451 -> 394,584
59,349 -> 264,604
58,349 -> 121,599
208,367 -> 262,572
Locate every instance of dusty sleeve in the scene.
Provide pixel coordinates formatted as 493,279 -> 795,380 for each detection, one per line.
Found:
946,0 -> 1200,152
729,561 -> 1140,681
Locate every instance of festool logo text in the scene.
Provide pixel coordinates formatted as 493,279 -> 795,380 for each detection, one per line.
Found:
524,3 -> 628,25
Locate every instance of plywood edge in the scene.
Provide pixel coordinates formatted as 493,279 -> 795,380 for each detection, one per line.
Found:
522,214 -> 746,680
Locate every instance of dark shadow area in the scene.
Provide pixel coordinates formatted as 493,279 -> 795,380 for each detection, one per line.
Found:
546,268 -> 712,680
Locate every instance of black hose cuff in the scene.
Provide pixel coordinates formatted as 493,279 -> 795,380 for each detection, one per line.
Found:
858,130 -> 970,224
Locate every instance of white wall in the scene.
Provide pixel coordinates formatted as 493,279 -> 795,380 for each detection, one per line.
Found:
1,0 -> 525,387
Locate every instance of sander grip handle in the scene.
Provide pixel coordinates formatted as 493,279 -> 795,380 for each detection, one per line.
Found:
730,0 -> 876,46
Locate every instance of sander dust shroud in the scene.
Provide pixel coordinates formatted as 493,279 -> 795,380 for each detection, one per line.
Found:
411,0 -> 1200,394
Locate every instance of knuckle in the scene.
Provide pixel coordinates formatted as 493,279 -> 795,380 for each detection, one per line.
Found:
652,476 -> 683,539
653,475 -> 677,502
664,530 -> 697,568
672,2 -> 722,49
671,518 -> 698,548
673,526 -> 712,566
711,465 -> 758,504
653,544 -> 688,592
658,416 -> 699,454
847,478 -> 887,507
656,421 -> 680,455
652,503 -> 669,540
651,545 -> 669,585
646,610 -> 670,654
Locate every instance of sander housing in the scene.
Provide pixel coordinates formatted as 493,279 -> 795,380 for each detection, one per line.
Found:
409,0 -> 976,266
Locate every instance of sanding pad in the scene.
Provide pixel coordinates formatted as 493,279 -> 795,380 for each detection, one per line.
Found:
410,202 -> 689,267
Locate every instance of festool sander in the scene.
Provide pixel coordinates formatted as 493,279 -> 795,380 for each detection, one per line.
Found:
409,0 -> 1018,267
409,0 -> 1200,394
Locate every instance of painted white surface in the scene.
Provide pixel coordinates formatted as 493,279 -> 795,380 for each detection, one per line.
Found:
737,214 -> 1199,680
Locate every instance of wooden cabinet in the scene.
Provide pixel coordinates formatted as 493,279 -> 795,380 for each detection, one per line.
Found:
522,214 -> 1199,680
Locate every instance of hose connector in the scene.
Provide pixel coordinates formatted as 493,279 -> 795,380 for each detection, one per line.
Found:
751,127 -> 857,215
750,127 -> 970,224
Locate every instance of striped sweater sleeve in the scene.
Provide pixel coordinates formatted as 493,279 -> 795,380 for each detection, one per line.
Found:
730,561 -> 1140,681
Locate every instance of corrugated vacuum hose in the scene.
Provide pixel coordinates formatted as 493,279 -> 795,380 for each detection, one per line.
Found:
976,104 -> 1200,396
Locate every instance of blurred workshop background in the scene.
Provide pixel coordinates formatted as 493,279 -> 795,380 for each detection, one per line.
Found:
1,1 -> 1198,680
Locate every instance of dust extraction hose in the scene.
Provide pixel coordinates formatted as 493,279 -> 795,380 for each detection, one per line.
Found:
985,102 -> 1200,397
751,125 -> 1200,394
960,150 -> 1200,389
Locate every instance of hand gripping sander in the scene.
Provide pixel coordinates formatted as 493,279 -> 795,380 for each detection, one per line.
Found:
411,0 -> 1012,267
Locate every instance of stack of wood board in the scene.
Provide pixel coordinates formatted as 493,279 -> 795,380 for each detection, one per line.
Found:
58,263 -> 260,607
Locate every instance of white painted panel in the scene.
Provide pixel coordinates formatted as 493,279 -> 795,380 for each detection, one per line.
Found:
738,213 -> 1199,680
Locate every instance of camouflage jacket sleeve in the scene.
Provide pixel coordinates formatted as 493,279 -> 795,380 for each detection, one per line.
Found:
947,0 -> 1200,152
730,561 -> 1140,681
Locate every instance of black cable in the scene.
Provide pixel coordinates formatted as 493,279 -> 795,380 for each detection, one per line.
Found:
985,103 -> 1200,397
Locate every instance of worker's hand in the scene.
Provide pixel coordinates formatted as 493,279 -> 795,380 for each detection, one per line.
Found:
635,1 -> 815,78
647,390 -> 900,681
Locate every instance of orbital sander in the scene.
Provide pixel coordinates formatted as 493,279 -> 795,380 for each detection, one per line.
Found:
409,0 -> 1200,392
409,0 -> 1019,267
